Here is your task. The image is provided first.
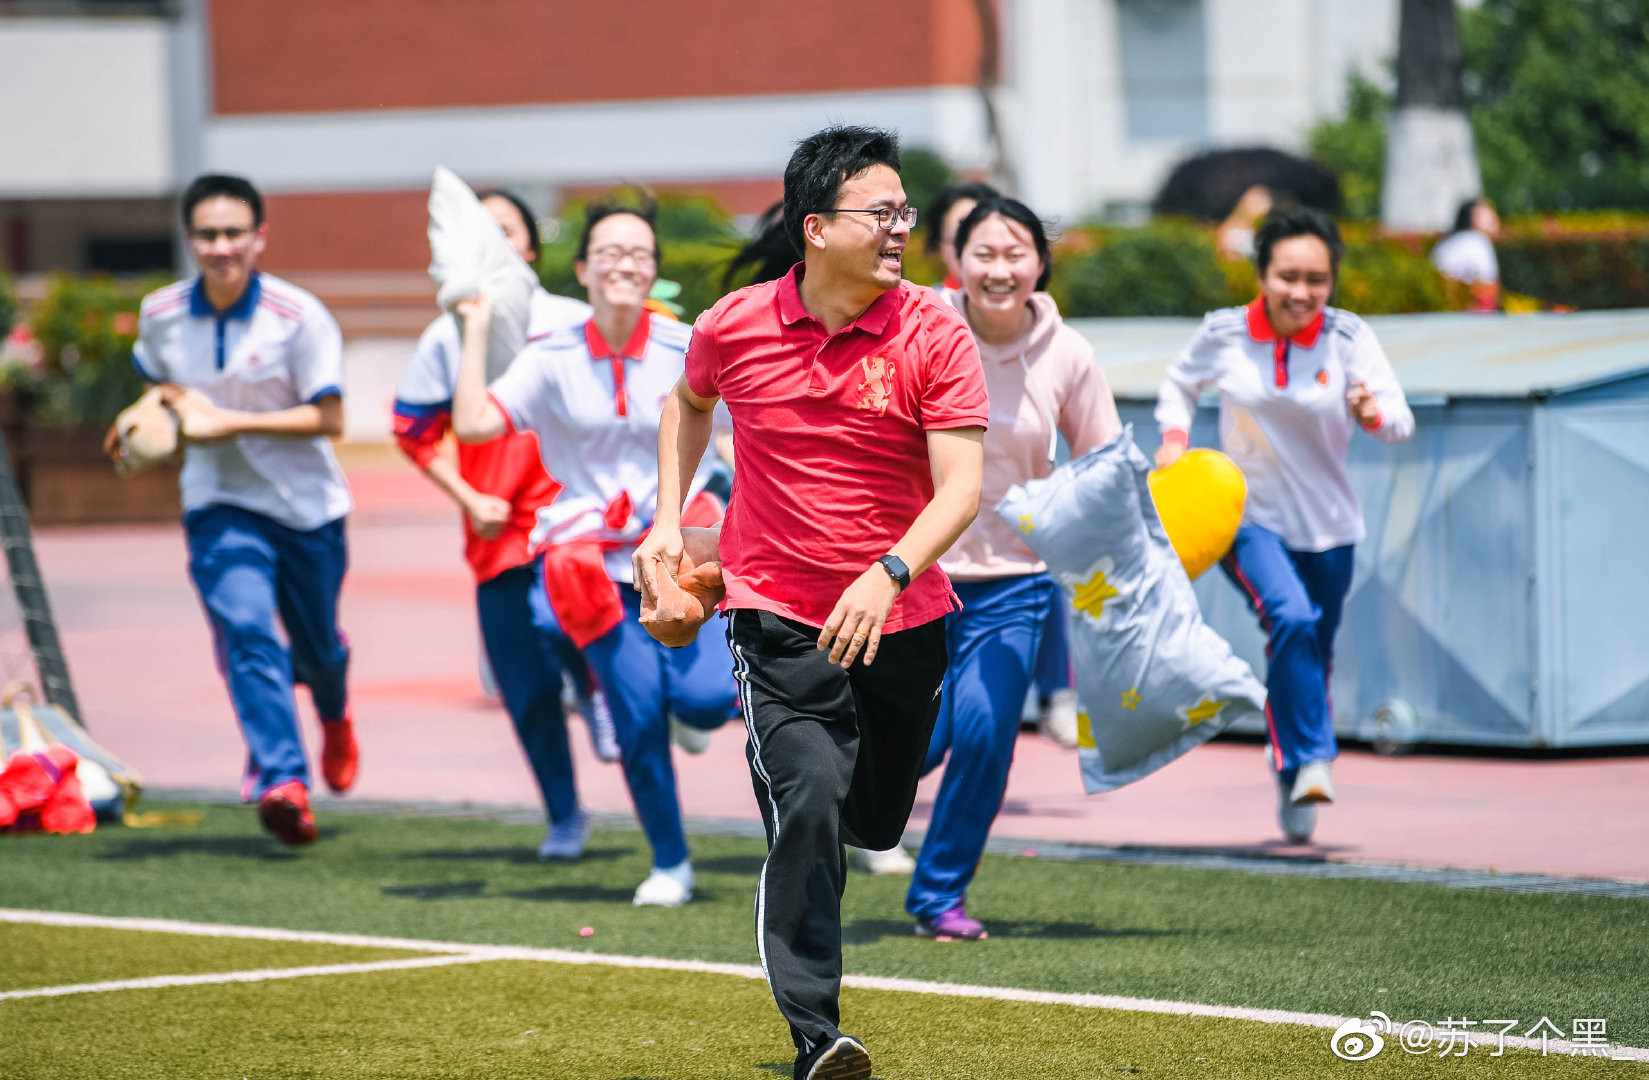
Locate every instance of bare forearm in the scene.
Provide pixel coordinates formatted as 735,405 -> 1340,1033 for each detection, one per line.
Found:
888,478 -> 979,578
655,382 -> 714,529
451,312 -> 505,442
887,427 -> 984,577
227,399 -> 343,439
420,453 -> 483,511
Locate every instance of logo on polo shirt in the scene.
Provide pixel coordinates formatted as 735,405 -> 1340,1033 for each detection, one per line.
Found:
855,355 -> 895,417
1315,369 -> 1328,385
247,353 -> 263,370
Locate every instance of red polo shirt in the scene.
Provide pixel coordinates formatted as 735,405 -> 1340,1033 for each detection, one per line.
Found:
685,267 -> 988,633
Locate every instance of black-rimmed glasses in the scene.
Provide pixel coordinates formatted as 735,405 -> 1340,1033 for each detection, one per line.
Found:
833,206 -> 919,230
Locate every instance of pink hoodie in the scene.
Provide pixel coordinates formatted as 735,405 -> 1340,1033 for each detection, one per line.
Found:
940,290 -> 1122,581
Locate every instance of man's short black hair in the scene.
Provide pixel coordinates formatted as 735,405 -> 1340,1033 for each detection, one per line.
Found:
782,125 -> 901,256
575,197 -> 661,264
925,180 -> 999,256
475,188 -> 542,260
181,173 -> 264,230
953,195 -> 1055,292
1254,205 -> 1344,279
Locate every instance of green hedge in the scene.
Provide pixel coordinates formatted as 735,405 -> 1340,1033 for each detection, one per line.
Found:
1051,221 -> 1246,318
1497,232 -> 1649,311
6,276 -> 158,429
0,269 -> 13,344
1046,221 -> 1462,318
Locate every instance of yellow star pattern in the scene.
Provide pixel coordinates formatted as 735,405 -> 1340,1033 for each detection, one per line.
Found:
1076,711 -> 1095,749
1120,687 -> 1141,711
1182,697 -> 1226,726
1017,514 -> 1035,534
1072,568 -> 1121,620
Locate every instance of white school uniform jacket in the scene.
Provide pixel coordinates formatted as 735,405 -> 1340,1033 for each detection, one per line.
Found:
132,272 -> 352,531
1154,298 -> 1413,553
486,311 -> 716,583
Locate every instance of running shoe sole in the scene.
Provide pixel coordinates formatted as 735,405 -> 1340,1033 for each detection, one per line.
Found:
805,1036 -> 872,1080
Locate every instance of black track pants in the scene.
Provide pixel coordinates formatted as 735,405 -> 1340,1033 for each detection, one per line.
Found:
727,608 -> 948,1054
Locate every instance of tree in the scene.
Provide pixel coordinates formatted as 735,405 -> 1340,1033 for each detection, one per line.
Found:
1312,0 -> 1649,218
1463,0 -> 1649,213
1381,0 -> 1481,230
1308,72 -> 1388,222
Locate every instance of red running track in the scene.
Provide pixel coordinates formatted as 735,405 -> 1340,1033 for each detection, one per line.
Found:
30,449 -> 1649,883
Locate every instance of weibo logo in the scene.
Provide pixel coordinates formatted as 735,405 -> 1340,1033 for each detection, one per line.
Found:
855,355 -> 895,416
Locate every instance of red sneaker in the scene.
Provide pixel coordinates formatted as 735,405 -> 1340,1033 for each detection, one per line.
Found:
319,711 -> 358,794
0,750 -> 58,828
38,754 -> 95,834
257,780 -> 319,845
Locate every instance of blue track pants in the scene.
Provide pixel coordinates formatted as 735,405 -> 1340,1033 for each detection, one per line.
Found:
533,568 -> 739,869
1220,523 -> 1355,778
477,563 -> 586,825
908,573 -> 1054,919
184,504 -> 349,798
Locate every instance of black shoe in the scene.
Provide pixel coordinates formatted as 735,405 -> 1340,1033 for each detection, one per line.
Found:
796,1034 -> 872,1080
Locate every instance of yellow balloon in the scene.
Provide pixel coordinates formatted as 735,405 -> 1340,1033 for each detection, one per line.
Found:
1147,449 -> 1246,580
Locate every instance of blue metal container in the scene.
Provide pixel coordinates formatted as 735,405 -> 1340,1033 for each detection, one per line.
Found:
1076,311 -> 1649,749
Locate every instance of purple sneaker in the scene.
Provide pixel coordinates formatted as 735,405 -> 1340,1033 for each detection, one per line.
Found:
915,903 -> 988,941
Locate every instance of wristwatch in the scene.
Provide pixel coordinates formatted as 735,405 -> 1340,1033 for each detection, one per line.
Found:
876,554 -> 910,593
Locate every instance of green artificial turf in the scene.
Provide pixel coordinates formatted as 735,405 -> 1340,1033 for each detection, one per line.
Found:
0,923 -> 416,992
0,801 -> 1643,1050
0,953 -> 1628,1079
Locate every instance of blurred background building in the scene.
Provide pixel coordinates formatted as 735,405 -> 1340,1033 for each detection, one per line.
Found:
0,0 -> 1397,276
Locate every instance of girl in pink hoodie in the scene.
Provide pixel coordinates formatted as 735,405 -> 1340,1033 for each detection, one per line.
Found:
907,196 -> 1122,941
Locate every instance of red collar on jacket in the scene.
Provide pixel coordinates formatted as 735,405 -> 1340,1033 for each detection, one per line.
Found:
1246,296 -> 1323,388
1245,295 -> 1324,347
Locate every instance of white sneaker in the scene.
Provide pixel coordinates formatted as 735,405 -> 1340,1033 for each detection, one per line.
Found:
669,715 -> 712,755
1038,688 -> 1080,749
537,809 -> 590,860
578,691 -> 621,763
633,860 -> 694,907
1266,750 -> 1318,844
856,844 -> 916,875
1290,760 -> 1336,805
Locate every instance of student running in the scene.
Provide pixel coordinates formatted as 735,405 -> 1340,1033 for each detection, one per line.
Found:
1154,206 -> 1414,844
450,198 -> 739,907
392,187 -> 618,862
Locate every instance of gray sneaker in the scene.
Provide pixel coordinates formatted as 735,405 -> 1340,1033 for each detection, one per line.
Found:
578,691 -> 621,763
537,809 -> 590,860
1267,751 -> 1317,844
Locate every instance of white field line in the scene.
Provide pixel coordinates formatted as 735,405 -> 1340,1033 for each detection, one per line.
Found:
0,954 -> 494,1001
2,908 -> 1643,1062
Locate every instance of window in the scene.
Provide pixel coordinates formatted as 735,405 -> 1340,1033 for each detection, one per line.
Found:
1117,0 -> 1209,141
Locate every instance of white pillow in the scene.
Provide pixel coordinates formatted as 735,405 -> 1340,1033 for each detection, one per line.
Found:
996,427 -> 1267,792
426,166 -> 540,383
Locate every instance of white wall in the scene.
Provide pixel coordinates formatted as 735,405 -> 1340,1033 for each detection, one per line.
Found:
0,19 -> 174,198
1003,0 -> 1398,219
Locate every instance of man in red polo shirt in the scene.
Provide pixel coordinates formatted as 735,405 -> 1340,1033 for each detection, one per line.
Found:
637,125 -> 986,1080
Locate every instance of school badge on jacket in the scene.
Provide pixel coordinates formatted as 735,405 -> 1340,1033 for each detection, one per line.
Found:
996,427 -> 1267,793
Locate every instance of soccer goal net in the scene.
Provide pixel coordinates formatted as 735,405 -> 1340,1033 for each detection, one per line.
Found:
0,434 -> 80,723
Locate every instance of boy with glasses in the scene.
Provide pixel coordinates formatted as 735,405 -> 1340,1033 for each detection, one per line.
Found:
111,173 -> 354,845
638,126 -> 987,1080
